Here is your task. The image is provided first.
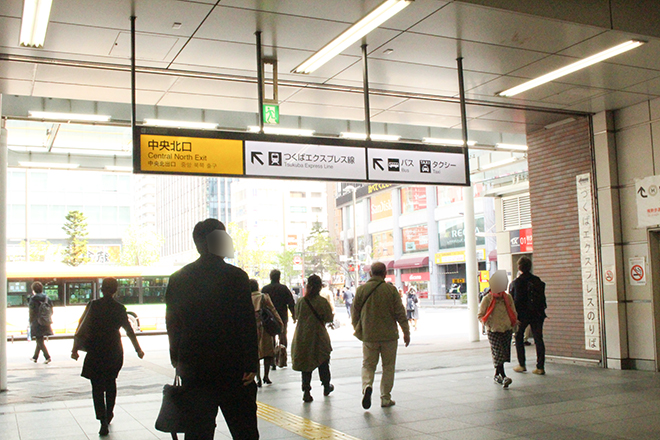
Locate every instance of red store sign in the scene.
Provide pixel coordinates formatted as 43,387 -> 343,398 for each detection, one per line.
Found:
510,228 -> 533,253
401,272 -> 430,282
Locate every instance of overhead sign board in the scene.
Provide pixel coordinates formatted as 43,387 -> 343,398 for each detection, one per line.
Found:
133,127 -> 469,186
367,148 -> 467,185
244,140 -> 367,180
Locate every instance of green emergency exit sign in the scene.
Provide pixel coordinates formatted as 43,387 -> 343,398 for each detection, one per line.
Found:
263,104 -> 279,124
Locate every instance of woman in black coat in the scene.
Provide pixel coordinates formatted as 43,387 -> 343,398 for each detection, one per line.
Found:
28,281 -> 53,363
72,278 -> 144,436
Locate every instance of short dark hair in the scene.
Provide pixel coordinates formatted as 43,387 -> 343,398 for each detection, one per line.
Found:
101,277 -> 118,296
518,256 -> 532,273
31,281 -> 43,294
249,279 -> 259,292
193,218 -> 226,255
270,269 -> 281,283
371,262 -> 387,278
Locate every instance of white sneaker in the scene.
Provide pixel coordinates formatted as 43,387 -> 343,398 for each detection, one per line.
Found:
44,358 -> 52,364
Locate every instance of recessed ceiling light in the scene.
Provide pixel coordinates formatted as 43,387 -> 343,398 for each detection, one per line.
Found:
248,126 -> 315,136
341,132 -> 400,141
143,119 -> 218,130
292,0 -> 412,74
172,22 -> 182,29
423,137 -> 476,146
495,143 -> 528,151
20,0 -> 53,48
498,40 -> 645,97
29,111 -> 111,122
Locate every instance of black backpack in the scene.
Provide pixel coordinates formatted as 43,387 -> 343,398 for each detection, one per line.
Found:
37,299 -> 53,326
258,296 -> 282,336
527,277 -> 547,316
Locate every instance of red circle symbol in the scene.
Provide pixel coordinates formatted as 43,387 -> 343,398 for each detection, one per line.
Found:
293,255 -> 302,265
605,270 -> 614,282
631,265 -> 644,282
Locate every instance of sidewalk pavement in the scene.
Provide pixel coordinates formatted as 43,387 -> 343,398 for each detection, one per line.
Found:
2,309 -> 660,439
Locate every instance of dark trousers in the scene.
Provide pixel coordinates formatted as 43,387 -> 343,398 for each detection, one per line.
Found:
182,380 -> 259,440
346,304 -> 352,319
33,336 -> 50,361
301,360 -> 331,391
515,318 -> 545,369
91,378 -> 117,422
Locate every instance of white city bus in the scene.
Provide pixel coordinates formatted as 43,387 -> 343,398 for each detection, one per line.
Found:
6,263 -> 176,339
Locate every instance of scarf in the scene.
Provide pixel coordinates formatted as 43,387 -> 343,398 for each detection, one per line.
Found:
481,291 -> 517,327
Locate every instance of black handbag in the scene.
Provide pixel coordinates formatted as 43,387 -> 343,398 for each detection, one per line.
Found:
260,295 -> 282,336
155,375 -> 215,440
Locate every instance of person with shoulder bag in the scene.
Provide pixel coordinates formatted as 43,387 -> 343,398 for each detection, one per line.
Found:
291,274 -> 334,402
249,279 -> 283,387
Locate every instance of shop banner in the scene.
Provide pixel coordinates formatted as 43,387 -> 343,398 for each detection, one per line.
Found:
371,191 -> 393,220
509,227 -> 533,253
401,272 -> 430,282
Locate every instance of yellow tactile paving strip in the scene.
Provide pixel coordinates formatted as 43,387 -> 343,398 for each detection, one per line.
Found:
257,401 -> 362,440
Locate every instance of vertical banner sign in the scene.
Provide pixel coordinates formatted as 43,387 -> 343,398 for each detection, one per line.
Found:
577,174 -> 600,351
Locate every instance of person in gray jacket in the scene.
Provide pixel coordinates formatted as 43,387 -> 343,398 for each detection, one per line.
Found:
352,262 -> 410,409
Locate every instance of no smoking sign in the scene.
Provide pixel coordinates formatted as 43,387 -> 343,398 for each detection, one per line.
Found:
629,257 -> 647,286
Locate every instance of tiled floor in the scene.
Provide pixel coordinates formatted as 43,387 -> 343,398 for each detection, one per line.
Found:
2,308 -> 660,439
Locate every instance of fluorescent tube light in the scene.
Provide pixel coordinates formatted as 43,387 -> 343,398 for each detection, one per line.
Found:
20,0 -> 53,47
105,166 -> 134,172
292,0 -> 412,74
143,119 -> 218,130
248,126 -> 315,136
496,143 -> 528,151
423,137 -> 476,146
499,40 -> 645,97
341,132 -> 401,141
29,111 -> 111,122
19,161 -> 80,169
480,157 -> 517,171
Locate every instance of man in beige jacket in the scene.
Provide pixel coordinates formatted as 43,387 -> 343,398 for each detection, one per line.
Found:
352,262 -> 410,409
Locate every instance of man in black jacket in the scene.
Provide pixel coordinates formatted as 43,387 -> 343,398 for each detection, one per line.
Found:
166,219 -> 259,440
509,256 -> 547,375
262,269 -> 296,349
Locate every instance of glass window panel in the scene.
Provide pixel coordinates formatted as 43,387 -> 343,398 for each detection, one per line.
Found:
29,172 -> 48,191
31,205 -> 48,220
102,174 -> 118,191
115,278 -> 140,305
118,207 -> 131,223
84,206 -> 101,223
143,276 -> 169,304
66,282 -> 94,305
117,175 -> 131,193
9,170 -> 26,191
102,206 -> 118,221
9,204 -> 25,223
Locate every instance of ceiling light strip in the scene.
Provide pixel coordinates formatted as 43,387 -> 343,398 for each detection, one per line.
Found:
143,119 -> 218,130
423,137 -> 476,146
20,0 -> 53,48
292,0 -> 411,74
29,111 -> 111,122
495,143 -> 528,151
19,161 -> 80,169
499,40 -> 645,97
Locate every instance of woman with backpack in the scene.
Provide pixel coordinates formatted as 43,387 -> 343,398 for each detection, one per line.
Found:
28,281 -> 53,364
291,274 -> 334,402
406,287 -> 419,331
249,279 -> 282,387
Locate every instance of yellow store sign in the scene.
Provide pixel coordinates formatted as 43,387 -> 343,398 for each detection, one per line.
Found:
140,134 -> 244,176
435,249 -> 486,264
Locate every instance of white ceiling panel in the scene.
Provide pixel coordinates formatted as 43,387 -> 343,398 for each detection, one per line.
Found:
624,76 -> 660,97
410,1 -> 604,53
372,109 -> 463,128
280,101 -> 366,122
0,61 -> 37,80
463,117 -> 532,134
167,77 -> 258,99
156,92 -> 257,113
31,82 -> 164,105
282,88 -> 406,111
0,79 -> 34,96
565,91 -> 653,114
539,87 -> 610,106
33,65 -> 177,91
0,16 -> 22,48
110,32 -> 182,62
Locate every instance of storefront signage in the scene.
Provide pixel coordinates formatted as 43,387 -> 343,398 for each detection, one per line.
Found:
435,249 -> 486,264
401,186 -> 427,214
577,173 -> 600,351
439,217 -> 485,249
135,127 -> 469,186
635,174 -> 660,227
509,227 -> 533,253
401,272 -> 430,282
370,191 -> 393,221
402,225 -> 429,252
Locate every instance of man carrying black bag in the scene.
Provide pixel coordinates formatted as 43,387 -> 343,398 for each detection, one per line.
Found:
509,256 -> 547,376
165,219 -> 259,440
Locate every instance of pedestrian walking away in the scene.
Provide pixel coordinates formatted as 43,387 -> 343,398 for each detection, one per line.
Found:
28,281 -> 53,364
509,256 -> 547,375
352,262 -> 410,409
71,277 -> 144,436
165,219 -> 259,440
342,285 -> 354,319
250,279 -> 283,387
406,287 -> 419,331
478,270 -> 518,389
291,274 -> 335,403
262,269 -> 296,368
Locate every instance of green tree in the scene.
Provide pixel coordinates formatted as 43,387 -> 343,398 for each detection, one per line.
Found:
227,222 -> 275,280
62,210 -> 90,266
304,223 -> 340,278
18,240 -> 52,262
119,226 -> 165,266
275,246 -> 298,285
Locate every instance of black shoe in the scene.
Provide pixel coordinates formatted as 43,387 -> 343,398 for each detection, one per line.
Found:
263,377 -> 272,385
256,379 -> 262,388
494,374 -> 503,385
99,422 -> 109,436
107,412 -> 114,424
271,365 -> 277,370
323,384 -> 334,396
362,386 -> 372,409
303,390 -> 313,402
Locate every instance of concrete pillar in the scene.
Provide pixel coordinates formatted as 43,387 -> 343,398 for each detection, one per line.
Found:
392,188 -> 403,287
426,186 -> 440,302
1,94 -> 8,390
464,184 -> 480,342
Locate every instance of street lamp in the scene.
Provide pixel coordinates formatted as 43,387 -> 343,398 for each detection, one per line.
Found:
343,185 -> 359,286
